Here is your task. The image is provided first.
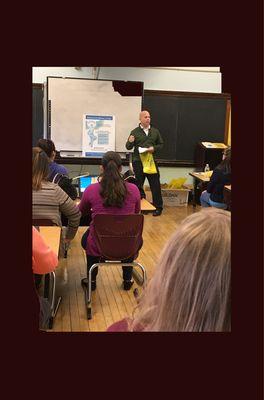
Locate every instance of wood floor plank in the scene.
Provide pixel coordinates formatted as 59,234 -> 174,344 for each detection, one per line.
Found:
96,278 -> 115,328
110,265 -> 136,317
87,282 -> 106,331
99,270 -> 123,323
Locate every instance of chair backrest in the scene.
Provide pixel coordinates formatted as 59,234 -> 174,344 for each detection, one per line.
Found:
93,214 -> 144,260
32,218 -> 56,226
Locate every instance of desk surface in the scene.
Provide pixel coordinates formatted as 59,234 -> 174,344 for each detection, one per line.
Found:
39,226 -> 61,256
141,198 -> 156,211
75,198 -> 156,211
189,171 -> 211,182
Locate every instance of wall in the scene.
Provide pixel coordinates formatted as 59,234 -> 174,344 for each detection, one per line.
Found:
33,66 -> 221,92
59,163 -> 193,185
32,67 -> 222,184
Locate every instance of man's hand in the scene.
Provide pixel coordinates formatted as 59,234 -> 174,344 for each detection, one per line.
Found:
148,146 -> 154,153
128,135 -> 135,143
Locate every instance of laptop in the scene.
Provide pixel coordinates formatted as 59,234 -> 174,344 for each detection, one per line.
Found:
78,176 -> 99,198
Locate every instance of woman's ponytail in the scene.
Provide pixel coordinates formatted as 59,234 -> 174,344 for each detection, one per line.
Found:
100,152 -> 127,207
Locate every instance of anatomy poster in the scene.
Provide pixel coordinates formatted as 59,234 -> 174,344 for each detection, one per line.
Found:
82,115 -> 115,157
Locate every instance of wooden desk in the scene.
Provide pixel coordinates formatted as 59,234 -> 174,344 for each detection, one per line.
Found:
39,226 -> 61,256
141,198 -> 156,212
189,172 -> 210,207
189,171 -> 210,183
74,197 -> 156,216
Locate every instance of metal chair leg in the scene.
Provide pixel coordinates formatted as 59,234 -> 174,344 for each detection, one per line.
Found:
47,271 -> 62,329
82,263 -> 99,320
132,262 -> 147,287
82,262 -> 147,320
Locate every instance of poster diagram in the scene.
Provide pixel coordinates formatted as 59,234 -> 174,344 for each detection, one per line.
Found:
82,115 -> 115,157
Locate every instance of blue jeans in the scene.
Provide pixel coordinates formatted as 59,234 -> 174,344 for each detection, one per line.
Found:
200,191 -> 227,210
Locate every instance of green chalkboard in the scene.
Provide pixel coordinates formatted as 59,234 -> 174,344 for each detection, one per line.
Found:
143,90 -> 230,165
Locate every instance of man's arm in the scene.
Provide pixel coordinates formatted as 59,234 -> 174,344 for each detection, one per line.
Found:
153,129 -> 164,152
126,133 -> 135,150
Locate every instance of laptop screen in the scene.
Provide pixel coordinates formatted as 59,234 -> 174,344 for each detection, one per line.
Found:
79,176 -> 98,194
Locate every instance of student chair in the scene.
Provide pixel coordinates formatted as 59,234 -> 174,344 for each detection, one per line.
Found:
32,218 -> 62,329
82,214 -> 147,320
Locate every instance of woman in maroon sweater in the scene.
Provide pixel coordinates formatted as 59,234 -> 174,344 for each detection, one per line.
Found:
78,151 -> 141,291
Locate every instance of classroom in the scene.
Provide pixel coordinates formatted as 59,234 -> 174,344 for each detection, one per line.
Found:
32,67 -> 231,332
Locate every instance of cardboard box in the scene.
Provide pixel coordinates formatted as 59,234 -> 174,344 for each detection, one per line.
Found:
161,188 -> 189,207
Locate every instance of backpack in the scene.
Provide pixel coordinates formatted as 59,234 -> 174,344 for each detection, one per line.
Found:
123,170 -> 140,188
52,173 -> 78,200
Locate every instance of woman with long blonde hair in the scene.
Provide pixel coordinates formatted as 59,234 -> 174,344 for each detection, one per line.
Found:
107,208 -> 231,332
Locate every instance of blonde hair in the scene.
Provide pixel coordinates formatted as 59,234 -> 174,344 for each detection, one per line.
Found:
131,208 -> 231,332
32,147 -> 49,190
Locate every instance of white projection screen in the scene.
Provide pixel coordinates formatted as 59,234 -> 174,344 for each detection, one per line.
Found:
47,77 -> 143,153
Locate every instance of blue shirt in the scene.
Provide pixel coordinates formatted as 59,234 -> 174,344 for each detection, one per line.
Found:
48,161 -> 68,181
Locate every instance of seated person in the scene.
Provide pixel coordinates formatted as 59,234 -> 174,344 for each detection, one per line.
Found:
38,139 -> 77,201
200,146 -> 231,209
37,138 -> 68,181
32,147 -> 81,244
32,226 -> 58,329
107,208 -> 231,332
32,226 -> 58,287
78,151 -> 141,291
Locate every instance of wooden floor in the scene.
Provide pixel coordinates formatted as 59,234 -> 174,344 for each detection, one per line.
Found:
48,205 -> 199,332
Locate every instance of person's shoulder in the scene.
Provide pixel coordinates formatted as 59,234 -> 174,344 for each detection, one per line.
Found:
130,126 -> 140,134
56,163 -> 68,175
50,162 -> 68,174
126,182 -> 140,195
106,318 -> 130,332
42,181 -> 57,189
151,126 -> 160,133
106,318 -> 144,332
52,181 -> 69,197
84,182 -> 100,196
90,182 -> 100,190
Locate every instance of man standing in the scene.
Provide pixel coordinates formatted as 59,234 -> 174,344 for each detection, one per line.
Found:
126,110 -> 163,216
